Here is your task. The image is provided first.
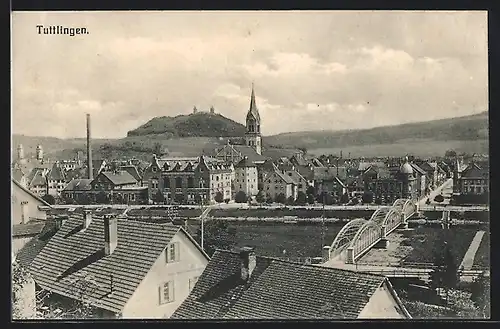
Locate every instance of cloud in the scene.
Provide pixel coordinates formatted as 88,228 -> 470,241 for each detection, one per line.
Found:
11,11 -> 487,138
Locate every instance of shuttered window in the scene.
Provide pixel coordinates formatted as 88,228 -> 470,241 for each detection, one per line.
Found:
159,281 -> 174,304
166,242 -> 180,263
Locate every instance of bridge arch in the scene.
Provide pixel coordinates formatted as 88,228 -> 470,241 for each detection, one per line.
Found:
393,199 -> 406,213
329,218 -> 367,258
369,207 -> 390,227
402,199 -> 417,220
383,208 -> 402,234
349,220 -> 382,261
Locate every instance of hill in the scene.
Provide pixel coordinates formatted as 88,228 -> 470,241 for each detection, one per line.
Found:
12,111 -> 488,161
126,112 -> 246,138
266,111 -> 489,154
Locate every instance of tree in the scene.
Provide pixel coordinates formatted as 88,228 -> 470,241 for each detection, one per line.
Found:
197,218 -> 236,257
306,185 -> 315,196
153,190 -> 165,204
95,191 -> 109,204
340,192 -> 350,204
374,197 -> 383,205
286,196 -> 295,205
113,193 -> 125,204
265,194 -> 274,204
361,191 -> 374,204
351,197 -> 359,205
275,193 -> 286,204
255,190 -> 266,203
153,142 -> 164,156
470,273 -> 490,318
194,194 -> 202,204
234,191 -> 247,203
445,149 -> 457,158
295,191 -> 307,205
42,194 -> 56,205
434,194 -> 445,203
174,193 -> 185,204
306,193 -> 315,204
214,191 -> 224,203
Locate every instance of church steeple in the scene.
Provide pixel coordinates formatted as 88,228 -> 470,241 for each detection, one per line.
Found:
245,83 -> 262,155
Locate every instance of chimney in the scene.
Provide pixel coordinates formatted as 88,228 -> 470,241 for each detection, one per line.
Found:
104,215 -> 118,255
83,209 -> 92,229
239,246 -> 256,281
86,114 -> 94,180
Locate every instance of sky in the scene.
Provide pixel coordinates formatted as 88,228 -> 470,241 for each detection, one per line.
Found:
12,11 -> 488,139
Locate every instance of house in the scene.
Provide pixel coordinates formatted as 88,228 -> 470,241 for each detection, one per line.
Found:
61,178 -> 93,203
27,169 -> 48,197
452,162 -> 489,205
410,163 -> 427,198
29,213 -> 210,319
171,247 -> 411,319
12,179 -> 50,226
143,155 -> 232,205
317,176 -> 347,201
262,167 -> 297,201
234,157 -> 259,199
47,163 -> 68,196
90,170 -> 148,205
14,218 -> 60,267
214,142 -> 268,166
119,165 -> 143,186
12,165 -> 29,187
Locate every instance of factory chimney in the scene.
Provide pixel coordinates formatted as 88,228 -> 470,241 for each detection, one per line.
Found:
86,114 -> 94,180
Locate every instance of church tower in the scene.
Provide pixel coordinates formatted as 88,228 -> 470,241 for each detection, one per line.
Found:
245,83 -> 262,155
17,144 -> 26,164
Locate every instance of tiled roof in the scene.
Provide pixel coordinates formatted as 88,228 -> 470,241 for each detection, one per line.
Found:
16,220 -> 58,269
172,250 -> 395,320
65,167 -> 88,182
410,163 -> 427,176
30,216 -> 181,313
119,165 -> 142,181
101,171 -> 138,186
48,163 -> 66,181
63,179 -> 93,191
12,166 -> 25,182
295,165 -> 314,181
235,157 -> 256,168
232,145 -> 268,163
30,170 -> 47,187
461,163 -> 489,179
13,221 -> 46,238
313,166 -> 347,181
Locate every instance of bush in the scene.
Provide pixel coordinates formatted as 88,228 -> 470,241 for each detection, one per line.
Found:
265,194 -> 274,204
275,193 -> 286,204
340,193 -> 350,204
361,191 -> 374,204
214,191 -> 224,203
255,191 -> 266,203
235,191 -> 247,203
375,198 -> 383,205
153,190 -> 165,204
295,191 -> 307,205
95,191 -> 109,204
434,194 -> 445,203
306,193 -> 315,204
351,197 -> 359,205
286,196 -> 295,205
42,194 -> 56,205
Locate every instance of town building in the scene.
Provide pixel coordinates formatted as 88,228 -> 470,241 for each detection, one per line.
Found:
29,213 -> 210,319
262,166 -> 297,201
61,179 -> 93,204
452,162 -> 489,205
47,163 -> 68,196
143,155 -> 232,204
410,163 -> 427,198
233,157 -> 259,199
171,247 -> 411,319
11,179 -> 50,226
90,170 -> 147,204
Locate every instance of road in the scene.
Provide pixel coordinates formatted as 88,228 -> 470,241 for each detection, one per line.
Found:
417,178 -> 453,208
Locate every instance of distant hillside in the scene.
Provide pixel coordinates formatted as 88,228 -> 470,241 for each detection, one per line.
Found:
127,112 -> 246,138
266,112 -> 489,150
12,111 -> 488,161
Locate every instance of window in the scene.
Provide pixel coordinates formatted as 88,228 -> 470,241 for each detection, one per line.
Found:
175,177 -> 183,189
187,177 -> 194,188
299,184 -> 303,189
288,173 -> 292,176
159,281 -> 174,304
152,167 -> 157,172
189,276 -> 199,291
166,242 -> 180,263
130,194 -> 136,201
163,177 -> 170,188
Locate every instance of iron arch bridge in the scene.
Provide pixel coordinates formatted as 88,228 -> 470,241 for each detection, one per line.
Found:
328,198 -> 417,264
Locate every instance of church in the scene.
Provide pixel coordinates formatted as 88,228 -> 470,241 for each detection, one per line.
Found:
213,84 -> 268,166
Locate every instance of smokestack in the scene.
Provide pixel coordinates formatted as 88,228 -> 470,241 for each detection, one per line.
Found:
104,215 -> 118,255
86,114 -> 93,180
239,246 -> 256,281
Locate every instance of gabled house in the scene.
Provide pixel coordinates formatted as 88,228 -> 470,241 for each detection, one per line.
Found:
410,163 -> 427,197
119,165 -> 143,186
262,166 -> 297,201
29,213 -> 210,319
317,176 -> 347,200
91,170 -> 148,205
12,165 -> 29,187
47,163 -> 68,196
61,178 -> 93,204
234,157 -> 259,199
11,179 -> 50,226
171,247 -> 411,319
452,162 -> 489,205
28,169 -> 48,197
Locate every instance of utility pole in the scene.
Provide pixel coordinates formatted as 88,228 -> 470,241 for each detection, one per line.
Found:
321,192 -> 326,253
200,177 -> 205,250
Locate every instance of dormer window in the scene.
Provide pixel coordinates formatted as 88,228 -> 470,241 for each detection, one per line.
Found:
152,166 -> 157,173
